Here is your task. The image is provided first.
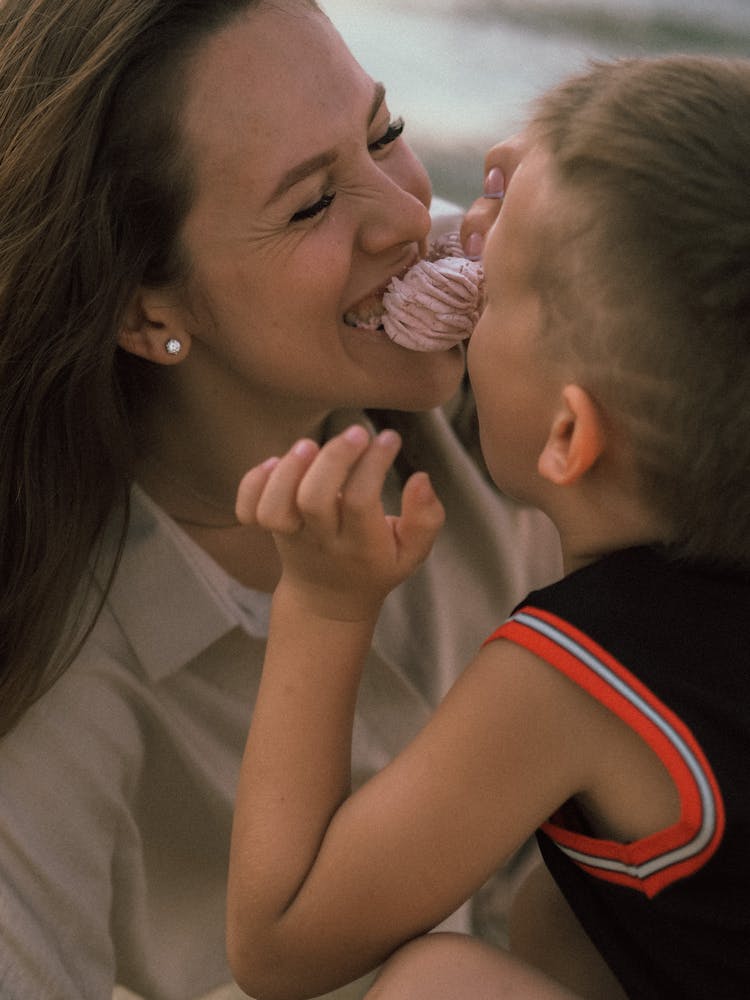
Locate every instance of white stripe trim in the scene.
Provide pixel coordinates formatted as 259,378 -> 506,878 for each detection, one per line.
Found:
511,610 -> 718,881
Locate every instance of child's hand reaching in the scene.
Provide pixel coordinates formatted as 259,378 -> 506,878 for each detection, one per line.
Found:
461,132 -> 527,260
235,424 -> 445,621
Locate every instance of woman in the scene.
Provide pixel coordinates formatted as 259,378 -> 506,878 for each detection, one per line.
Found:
0,1 -> 560,997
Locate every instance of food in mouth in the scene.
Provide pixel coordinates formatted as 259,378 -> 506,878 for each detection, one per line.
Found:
343,294 -> 387,332
343,233 -> 485,351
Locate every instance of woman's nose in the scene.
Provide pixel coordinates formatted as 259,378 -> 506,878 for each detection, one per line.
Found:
357,150 -> 432,256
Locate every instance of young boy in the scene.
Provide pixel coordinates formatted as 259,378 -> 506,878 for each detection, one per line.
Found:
226,56 -> 750,1000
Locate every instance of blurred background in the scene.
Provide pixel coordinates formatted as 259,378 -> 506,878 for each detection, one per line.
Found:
322,0 -> 750,206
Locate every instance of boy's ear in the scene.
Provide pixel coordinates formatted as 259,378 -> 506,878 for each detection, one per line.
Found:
117,287 -> 191,364
538,384 -> 605,486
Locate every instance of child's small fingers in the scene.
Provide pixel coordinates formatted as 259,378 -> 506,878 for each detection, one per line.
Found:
336,429 -> 402,517
235,457 -> 280,524
396,471 -> 445,566
460,134 -> 527,256
295,425 -> 373,521
255,439 -> 320,532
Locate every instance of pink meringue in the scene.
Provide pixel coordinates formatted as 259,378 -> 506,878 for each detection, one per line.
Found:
382,233 -> 484,352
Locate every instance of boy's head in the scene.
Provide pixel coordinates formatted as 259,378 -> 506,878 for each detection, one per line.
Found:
525,56 -> 750,571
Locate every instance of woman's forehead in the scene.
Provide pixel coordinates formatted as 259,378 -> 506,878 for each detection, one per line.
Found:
179,3 -> 375,193
182,5 -> 369,146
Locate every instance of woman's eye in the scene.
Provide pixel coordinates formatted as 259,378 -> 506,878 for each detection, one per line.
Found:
368,117 -> 405,153
290,192 -> 336,223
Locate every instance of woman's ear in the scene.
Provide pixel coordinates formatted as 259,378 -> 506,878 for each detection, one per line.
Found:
117,288 -> 191,364
538,384 -> 605,486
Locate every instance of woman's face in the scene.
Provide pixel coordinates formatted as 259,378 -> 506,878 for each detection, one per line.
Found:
166,1 -> 464,423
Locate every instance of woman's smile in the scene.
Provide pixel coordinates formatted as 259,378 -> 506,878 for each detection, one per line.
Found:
164,2 -> 463,420
343,253 -> 420,330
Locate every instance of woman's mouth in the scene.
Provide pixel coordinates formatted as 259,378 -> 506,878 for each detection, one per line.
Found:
344,235 -> 484,352
343,292 -> 386,331
343,255 -> 419,331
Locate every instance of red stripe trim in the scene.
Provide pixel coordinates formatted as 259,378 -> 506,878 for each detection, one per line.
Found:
487,607 -> 725,897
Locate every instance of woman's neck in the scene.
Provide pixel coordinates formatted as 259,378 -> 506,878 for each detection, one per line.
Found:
135,388 -> 331,588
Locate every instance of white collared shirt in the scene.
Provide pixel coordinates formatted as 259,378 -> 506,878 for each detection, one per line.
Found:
0,360 -> 561,999
0,402 -> 559,1000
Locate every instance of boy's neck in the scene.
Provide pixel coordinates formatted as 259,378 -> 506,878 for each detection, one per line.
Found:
552,487 -> 665,576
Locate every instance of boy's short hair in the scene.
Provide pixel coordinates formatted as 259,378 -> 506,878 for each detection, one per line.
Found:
527,56 -> 750,572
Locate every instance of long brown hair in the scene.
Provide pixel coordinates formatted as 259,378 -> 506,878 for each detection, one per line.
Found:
0,0 -> 280,735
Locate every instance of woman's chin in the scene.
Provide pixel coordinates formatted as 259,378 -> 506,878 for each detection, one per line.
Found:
369,343 -> 466,411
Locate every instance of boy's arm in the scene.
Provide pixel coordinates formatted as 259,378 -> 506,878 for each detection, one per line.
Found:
228,426 -> 446,986
226,427 -> 620,1000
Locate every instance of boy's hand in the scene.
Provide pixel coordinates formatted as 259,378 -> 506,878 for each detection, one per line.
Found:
235,425 -> 445,621
461,133 -> 527,259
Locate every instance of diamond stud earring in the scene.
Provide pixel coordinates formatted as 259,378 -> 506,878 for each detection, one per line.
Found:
165,338 -> 182,356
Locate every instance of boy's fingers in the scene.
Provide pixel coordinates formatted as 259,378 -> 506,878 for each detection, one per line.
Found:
235,458 -> 280,524
395,471 -> 446,568
255,439 -> 320,532
335,430 -> 402,517
295,425 -> 375,523
237,425 -> 403,538
460,199 -> 498,259
460,133 -> 527,256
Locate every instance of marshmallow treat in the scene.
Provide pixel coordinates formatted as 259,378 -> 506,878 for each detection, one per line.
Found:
382,233 -> 485,352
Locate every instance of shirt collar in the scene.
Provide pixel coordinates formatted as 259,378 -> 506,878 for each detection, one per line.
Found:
98,484 -> 240,682
97,410 -> 373,683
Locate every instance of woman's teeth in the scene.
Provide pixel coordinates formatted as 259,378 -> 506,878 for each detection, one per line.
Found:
343,294 -> 386,330
344,313 -> 384,330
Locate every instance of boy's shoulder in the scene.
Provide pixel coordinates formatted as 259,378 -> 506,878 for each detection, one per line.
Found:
523,545 -> 748,642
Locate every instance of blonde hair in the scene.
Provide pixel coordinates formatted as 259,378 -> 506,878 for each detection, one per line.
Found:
528,56 -> 750,571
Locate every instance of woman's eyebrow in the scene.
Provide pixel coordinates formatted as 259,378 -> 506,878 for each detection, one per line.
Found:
268,82 -> 387,205
269,150 -> 338,204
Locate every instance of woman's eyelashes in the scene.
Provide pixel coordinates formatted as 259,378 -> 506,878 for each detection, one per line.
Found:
369,116 -> 405,153
290,191 -> 336,223
288,118 -> 406,224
